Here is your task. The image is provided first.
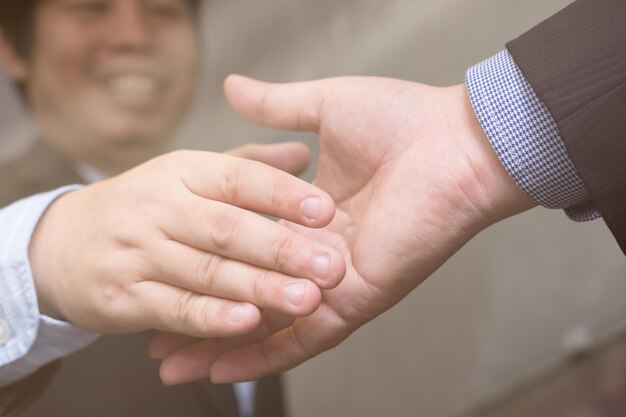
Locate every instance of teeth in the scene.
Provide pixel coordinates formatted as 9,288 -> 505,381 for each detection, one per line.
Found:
108,75 -> 158,95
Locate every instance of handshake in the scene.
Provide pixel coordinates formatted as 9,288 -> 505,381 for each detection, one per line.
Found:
30,76 -> 535,385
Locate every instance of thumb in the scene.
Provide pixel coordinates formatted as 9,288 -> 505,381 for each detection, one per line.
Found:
224,74 -> 336,132
225,142 -> 311,176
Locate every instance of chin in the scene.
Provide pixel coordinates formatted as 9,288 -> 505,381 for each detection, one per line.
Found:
98,130 -> 170,157
105,121 -> 172,142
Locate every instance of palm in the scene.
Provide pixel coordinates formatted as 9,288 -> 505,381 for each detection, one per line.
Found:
312,80 -> 474,315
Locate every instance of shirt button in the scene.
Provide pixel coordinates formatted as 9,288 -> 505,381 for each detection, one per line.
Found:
0,320 -> 10,345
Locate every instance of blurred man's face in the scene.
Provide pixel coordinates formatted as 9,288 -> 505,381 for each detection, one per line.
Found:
3,0 -> 198,173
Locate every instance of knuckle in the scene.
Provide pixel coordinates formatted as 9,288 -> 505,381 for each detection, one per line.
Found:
195,254 -> 223,291
220,162 -> 244,203
98,281 -> 129,323
139,151 -> 197,190
169,291 -> 195,331
251,269 -> 272,302
296,102 -> 320,131
255,89 -> 269,123
268,176 -> 288,211
259,340 -> 274,369
195,300 -> 217,335
269,234 -> 294,270
208,210 -> 238,251
148,150 -> 188,172
169,292 -> 219,336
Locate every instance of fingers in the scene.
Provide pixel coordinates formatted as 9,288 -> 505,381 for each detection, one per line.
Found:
133,281 -> 261,338
157,312 -> 294,385
160,338 -> 224,384
150,240 -> 323,316
224,75 -> 336,132
164,196 -> 346,289
208,304 -> 351,383
224,142 -> 311,176
149,332 -> 199,359
180,151 -> 335,228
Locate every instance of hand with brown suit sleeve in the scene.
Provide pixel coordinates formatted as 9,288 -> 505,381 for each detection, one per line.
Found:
150,0 -> 626,384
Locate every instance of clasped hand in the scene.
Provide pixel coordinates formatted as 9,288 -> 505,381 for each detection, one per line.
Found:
29,143 -> 346,338
150,75 -> 536,384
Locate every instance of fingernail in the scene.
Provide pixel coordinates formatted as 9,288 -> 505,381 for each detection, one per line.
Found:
312,255 -> 330,280
300,197 -> 321,221
229,305 -> 247,323
283,283 -> 306,306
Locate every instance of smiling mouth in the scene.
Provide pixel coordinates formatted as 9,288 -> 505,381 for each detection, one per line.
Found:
108,74 -> 161,95
101,73 -> 167,112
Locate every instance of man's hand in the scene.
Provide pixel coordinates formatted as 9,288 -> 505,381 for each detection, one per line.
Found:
29,146 -> 346,337
152,76 -> 537,384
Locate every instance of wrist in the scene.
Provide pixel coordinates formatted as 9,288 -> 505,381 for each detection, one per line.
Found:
449,84 -> 536,226
29,192 -> 73,321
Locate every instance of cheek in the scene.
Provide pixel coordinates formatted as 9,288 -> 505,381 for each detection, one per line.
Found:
160,30 -> 198,86
27,4 -> 104,115
28,39 -> 95,109
159,38 -> 199,117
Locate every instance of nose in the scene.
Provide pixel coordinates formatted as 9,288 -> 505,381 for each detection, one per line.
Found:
108,1 -> 152,51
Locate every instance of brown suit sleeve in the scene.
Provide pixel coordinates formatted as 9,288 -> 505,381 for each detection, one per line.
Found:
0,362 -> 60,417
506,0 -> 626,254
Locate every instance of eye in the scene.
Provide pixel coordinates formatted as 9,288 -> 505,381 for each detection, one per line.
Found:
65,0 -> 111,17
145,0 -> 188,20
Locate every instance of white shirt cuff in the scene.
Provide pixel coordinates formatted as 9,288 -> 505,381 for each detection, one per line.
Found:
0,185 -> 99,387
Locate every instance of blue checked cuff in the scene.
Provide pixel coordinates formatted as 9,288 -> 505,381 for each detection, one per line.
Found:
465,49 -> 600,222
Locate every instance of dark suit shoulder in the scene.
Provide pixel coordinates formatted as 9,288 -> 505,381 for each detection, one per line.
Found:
0,362 -> 60,417
0,140 -> 83,208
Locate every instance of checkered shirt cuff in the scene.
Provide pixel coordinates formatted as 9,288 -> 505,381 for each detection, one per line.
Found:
465,49 -> 601,222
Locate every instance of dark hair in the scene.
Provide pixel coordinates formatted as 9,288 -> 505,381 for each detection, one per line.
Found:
0,0 -> 35,59
0,0 -> 201,59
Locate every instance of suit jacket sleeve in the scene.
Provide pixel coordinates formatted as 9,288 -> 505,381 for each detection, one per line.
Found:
506,0 -> 626,254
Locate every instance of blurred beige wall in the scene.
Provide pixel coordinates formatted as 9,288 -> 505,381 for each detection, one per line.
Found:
2,1 -> 625,416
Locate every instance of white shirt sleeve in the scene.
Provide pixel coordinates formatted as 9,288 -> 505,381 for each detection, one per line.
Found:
0,186 -> 99,388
